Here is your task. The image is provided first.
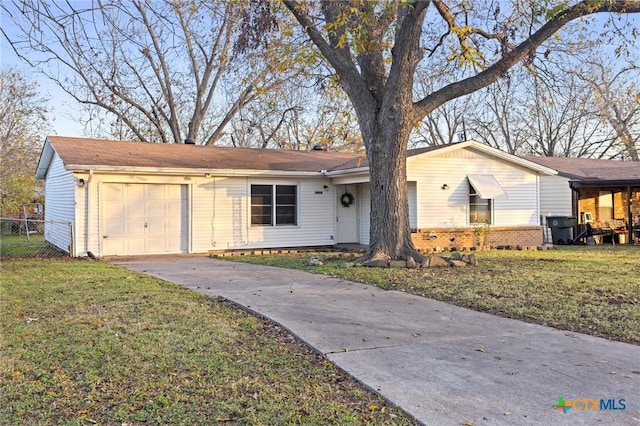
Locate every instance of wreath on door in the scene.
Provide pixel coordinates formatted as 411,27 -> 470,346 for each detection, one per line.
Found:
340,192 -> 354,207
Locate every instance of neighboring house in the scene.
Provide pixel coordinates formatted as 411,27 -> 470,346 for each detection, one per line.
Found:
35,136 -> 556,257
526,156 -> 640,244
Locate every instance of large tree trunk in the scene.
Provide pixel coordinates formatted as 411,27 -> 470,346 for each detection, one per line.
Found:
359,100 -> 424,263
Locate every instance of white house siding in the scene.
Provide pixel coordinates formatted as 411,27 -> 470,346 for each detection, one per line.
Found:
359,184 -> 371,245
43,153 -> 75,253
539,175 -> 572,217
244,178 -> 335,249
191,176 -> 247,251
407,148 -> 540,228
191,176 -> 336,251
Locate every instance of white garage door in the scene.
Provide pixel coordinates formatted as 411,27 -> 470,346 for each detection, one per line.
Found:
102,183 -> 187,255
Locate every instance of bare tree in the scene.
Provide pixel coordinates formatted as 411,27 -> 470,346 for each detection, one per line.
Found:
275,0 -> 640,262
229,79 -> 362,151
519,70 -> 616,158
463,72 -> 530,154
1,0 -> 302,145
573,60 -> 640,160
0,69 -> 50,214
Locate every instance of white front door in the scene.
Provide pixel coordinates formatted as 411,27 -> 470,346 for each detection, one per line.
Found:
102,183 -> 187,255
337,185 -> 359,243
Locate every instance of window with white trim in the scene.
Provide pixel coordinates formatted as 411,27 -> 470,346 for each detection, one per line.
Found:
251,184 -> 297,226
469,185 -> 492,224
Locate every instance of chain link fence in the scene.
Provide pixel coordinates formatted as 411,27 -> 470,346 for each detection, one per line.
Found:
0,217 -> 72,259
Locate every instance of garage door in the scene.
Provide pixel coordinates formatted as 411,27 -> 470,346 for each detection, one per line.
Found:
102,183 -> 187,255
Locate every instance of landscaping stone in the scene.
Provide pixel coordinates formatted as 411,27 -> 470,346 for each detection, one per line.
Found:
426,255 -> 450,267
449,259 -> 467,267
406,256 -> 418,269
450,252 -> 463,260
363,258 -> 390,268
308,257 -> 323,266
389,260 -> 407,268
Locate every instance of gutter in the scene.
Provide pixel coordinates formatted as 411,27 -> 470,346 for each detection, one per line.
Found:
63,165 -> 328,178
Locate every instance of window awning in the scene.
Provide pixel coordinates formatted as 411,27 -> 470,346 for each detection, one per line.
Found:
467,174 -> 507,199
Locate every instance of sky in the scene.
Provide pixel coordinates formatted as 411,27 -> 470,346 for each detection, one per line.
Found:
0,28 -> 86,137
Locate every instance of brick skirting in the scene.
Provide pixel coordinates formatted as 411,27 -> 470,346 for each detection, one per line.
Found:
411,226 -> 544,252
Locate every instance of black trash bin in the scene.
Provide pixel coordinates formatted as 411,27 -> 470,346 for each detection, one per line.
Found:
546,216 -> 577,245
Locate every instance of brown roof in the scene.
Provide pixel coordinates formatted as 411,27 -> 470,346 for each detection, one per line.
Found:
524,156 -> 640,182
45,136 -> 367,173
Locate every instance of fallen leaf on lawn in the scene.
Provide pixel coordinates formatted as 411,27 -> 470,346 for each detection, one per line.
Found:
368,404 -> 379,411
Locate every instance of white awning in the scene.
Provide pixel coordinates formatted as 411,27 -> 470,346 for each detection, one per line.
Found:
467,174 -> 507,199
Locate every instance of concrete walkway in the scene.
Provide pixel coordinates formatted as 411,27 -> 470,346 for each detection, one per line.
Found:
110,255 -> 640,426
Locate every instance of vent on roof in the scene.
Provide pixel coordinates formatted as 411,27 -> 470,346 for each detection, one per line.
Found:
184,137 -> 195,145
312,145 -> 326,151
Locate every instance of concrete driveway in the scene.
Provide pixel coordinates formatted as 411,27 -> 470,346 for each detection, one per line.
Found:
111,255 -> 640,426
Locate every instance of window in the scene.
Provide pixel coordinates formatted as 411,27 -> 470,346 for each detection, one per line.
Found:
598,191 -> 613,221
469,186 -> 492,224
251,184 -> 297,226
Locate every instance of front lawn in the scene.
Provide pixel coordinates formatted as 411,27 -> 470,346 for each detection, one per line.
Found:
229,247 -> 640,345
0,260 -> 415,425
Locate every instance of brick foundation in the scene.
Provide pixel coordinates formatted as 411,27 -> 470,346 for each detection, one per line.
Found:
411,226 -> 544,252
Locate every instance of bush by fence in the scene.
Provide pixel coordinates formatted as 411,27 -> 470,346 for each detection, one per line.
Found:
0,218 -> 72,259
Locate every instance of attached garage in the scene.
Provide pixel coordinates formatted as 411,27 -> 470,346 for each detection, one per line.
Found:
35,136 -> 350,257
101,183 -> 188,255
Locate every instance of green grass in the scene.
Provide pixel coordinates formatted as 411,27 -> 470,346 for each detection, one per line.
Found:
0,260 -> 416,425
229,247 -> 640,345
0,235 -> 67,259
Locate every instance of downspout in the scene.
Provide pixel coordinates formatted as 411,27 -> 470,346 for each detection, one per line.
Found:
86,170 -> 94,256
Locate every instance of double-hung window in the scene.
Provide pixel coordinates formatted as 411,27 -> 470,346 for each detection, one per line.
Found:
469,186 -> 492,224
251,184 -> 297,226
467,175 -> 505,225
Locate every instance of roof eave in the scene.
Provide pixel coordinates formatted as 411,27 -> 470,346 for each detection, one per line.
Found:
570,178 -> 640,189
35,137 -> 55,179
64,164 -> 327,177
323,166 -> 370,176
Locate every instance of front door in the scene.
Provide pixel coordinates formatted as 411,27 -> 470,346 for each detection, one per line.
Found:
337,185 -> 358,243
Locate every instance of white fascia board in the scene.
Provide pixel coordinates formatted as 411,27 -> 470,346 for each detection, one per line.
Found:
35,138 -> 55,179
63,164 -> 325,177
325,167 -> 371,185
323,166 -> 370,176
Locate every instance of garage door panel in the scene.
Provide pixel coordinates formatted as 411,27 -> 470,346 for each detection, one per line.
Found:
104,219 -> 125,236
126,201 -> 146,218
102,183 -> 187,256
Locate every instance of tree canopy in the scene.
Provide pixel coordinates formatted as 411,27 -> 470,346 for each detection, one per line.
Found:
0,69 -> 49,214
277,0 -> 640,261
